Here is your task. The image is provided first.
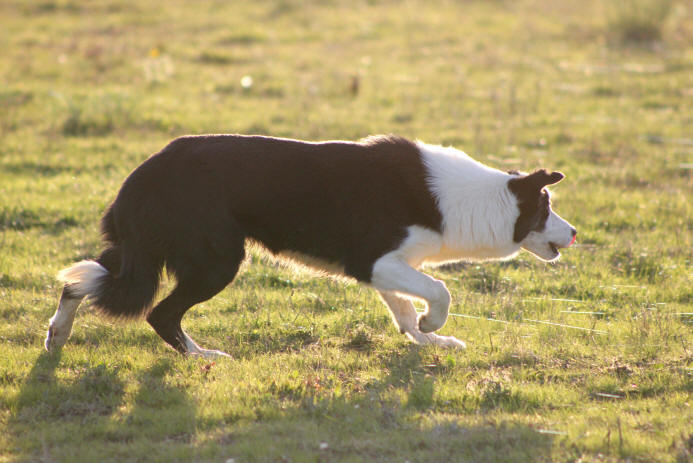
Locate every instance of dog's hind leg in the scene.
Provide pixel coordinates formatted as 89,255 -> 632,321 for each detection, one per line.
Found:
45,285 -> 84,352
45,247 -> 121,352
147,245 -> 244,359
146,271 -> 233,358
378,291 -> 466,349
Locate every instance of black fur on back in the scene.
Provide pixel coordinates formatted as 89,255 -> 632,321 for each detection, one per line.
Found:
90,134 -> 442,318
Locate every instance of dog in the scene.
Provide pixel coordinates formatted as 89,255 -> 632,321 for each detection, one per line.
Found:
45,135 -> 576,357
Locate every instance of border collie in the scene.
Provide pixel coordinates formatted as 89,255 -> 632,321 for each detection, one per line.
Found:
45,135 -> 576,357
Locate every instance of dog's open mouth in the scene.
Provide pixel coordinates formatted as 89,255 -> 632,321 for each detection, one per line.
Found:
549,234 -> 576,256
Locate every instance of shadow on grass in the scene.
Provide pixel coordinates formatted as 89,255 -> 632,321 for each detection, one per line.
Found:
105,358 -> 197,446
218,346 -> 556,462
13,351 -> 125,420
7,347 -> 554,462
226,405 -> 556,462
7,352 -> 197,461
7,351 -> 125,459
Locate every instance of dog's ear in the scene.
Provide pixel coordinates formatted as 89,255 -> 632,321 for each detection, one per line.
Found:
526,169 -> 564,188
509,169 -> 563,195
544,170 -> 564,185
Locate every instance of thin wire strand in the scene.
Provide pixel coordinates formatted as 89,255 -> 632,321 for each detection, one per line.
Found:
415,309 -> 608,335
560,310 -> 607,315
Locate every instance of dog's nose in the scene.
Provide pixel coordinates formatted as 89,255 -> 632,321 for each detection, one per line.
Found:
571,227 -> 577,237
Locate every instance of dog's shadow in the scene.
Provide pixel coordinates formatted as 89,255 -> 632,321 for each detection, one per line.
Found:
8,351 -> 124,460
8,346 -> 555,461
222,344 -> 557,461
12,350 -> 125,421
8,351 -> 196,460
359,345 -> 556,460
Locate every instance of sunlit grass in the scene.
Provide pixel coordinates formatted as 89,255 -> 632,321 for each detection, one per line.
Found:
0,0 -> 691,462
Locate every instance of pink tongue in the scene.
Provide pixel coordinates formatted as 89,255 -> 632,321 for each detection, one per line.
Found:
568,234 -> 576,247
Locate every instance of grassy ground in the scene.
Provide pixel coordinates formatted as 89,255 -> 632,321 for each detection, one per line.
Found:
1,0 -> 692,461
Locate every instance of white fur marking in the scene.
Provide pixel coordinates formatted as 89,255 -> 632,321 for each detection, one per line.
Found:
521,209 -> 575,262
45,295 -> 83,351
45,260 -> 107,352
57,260 -> 109,297
379,291 -> 466,348
181,331 -> 231,359
371,247 -> 451,333
417,142 -> 522,261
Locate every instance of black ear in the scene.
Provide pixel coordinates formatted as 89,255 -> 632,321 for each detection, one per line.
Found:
546,170 -> 564,185
527,169 -> 564,188
509,169 -> 564,195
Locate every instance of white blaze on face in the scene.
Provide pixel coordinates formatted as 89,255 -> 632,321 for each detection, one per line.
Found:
507,169 -> 576,263
521,210 -> 576,262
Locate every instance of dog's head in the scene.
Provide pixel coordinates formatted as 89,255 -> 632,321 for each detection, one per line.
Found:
508,169 -> 576,262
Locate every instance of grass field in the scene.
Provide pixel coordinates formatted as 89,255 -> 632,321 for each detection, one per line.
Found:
1,0 -> 692,461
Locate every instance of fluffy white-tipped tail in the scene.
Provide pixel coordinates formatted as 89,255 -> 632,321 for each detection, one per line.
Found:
57,260 -> 109,298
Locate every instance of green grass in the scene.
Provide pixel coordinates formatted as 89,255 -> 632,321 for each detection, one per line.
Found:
605,0 -> 676,44
1,0 -> 692,461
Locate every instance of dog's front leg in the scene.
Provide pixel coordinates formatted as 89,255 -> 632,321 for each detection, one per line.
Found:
370,254 -> 450,333
378,290 -> 466,348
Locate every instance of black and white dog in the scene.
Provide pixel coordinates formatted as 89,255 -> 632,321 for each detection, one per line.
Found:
45,135 -> 576,357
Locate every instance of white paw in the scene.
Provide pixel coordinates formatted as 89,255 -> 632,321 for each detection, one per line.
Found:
45,322 -> 71,352
417,313 -> 441,333
427,333 -> 467,349
181,331 -> 231,359
187,348 -> 232,359
406,330 -> 467,349
45,295 -> 82,352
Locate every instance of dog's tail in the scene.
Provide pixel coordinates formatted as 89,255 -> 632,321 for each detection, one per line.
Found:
57,253 -> 160,319
58,209 -> 162,319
